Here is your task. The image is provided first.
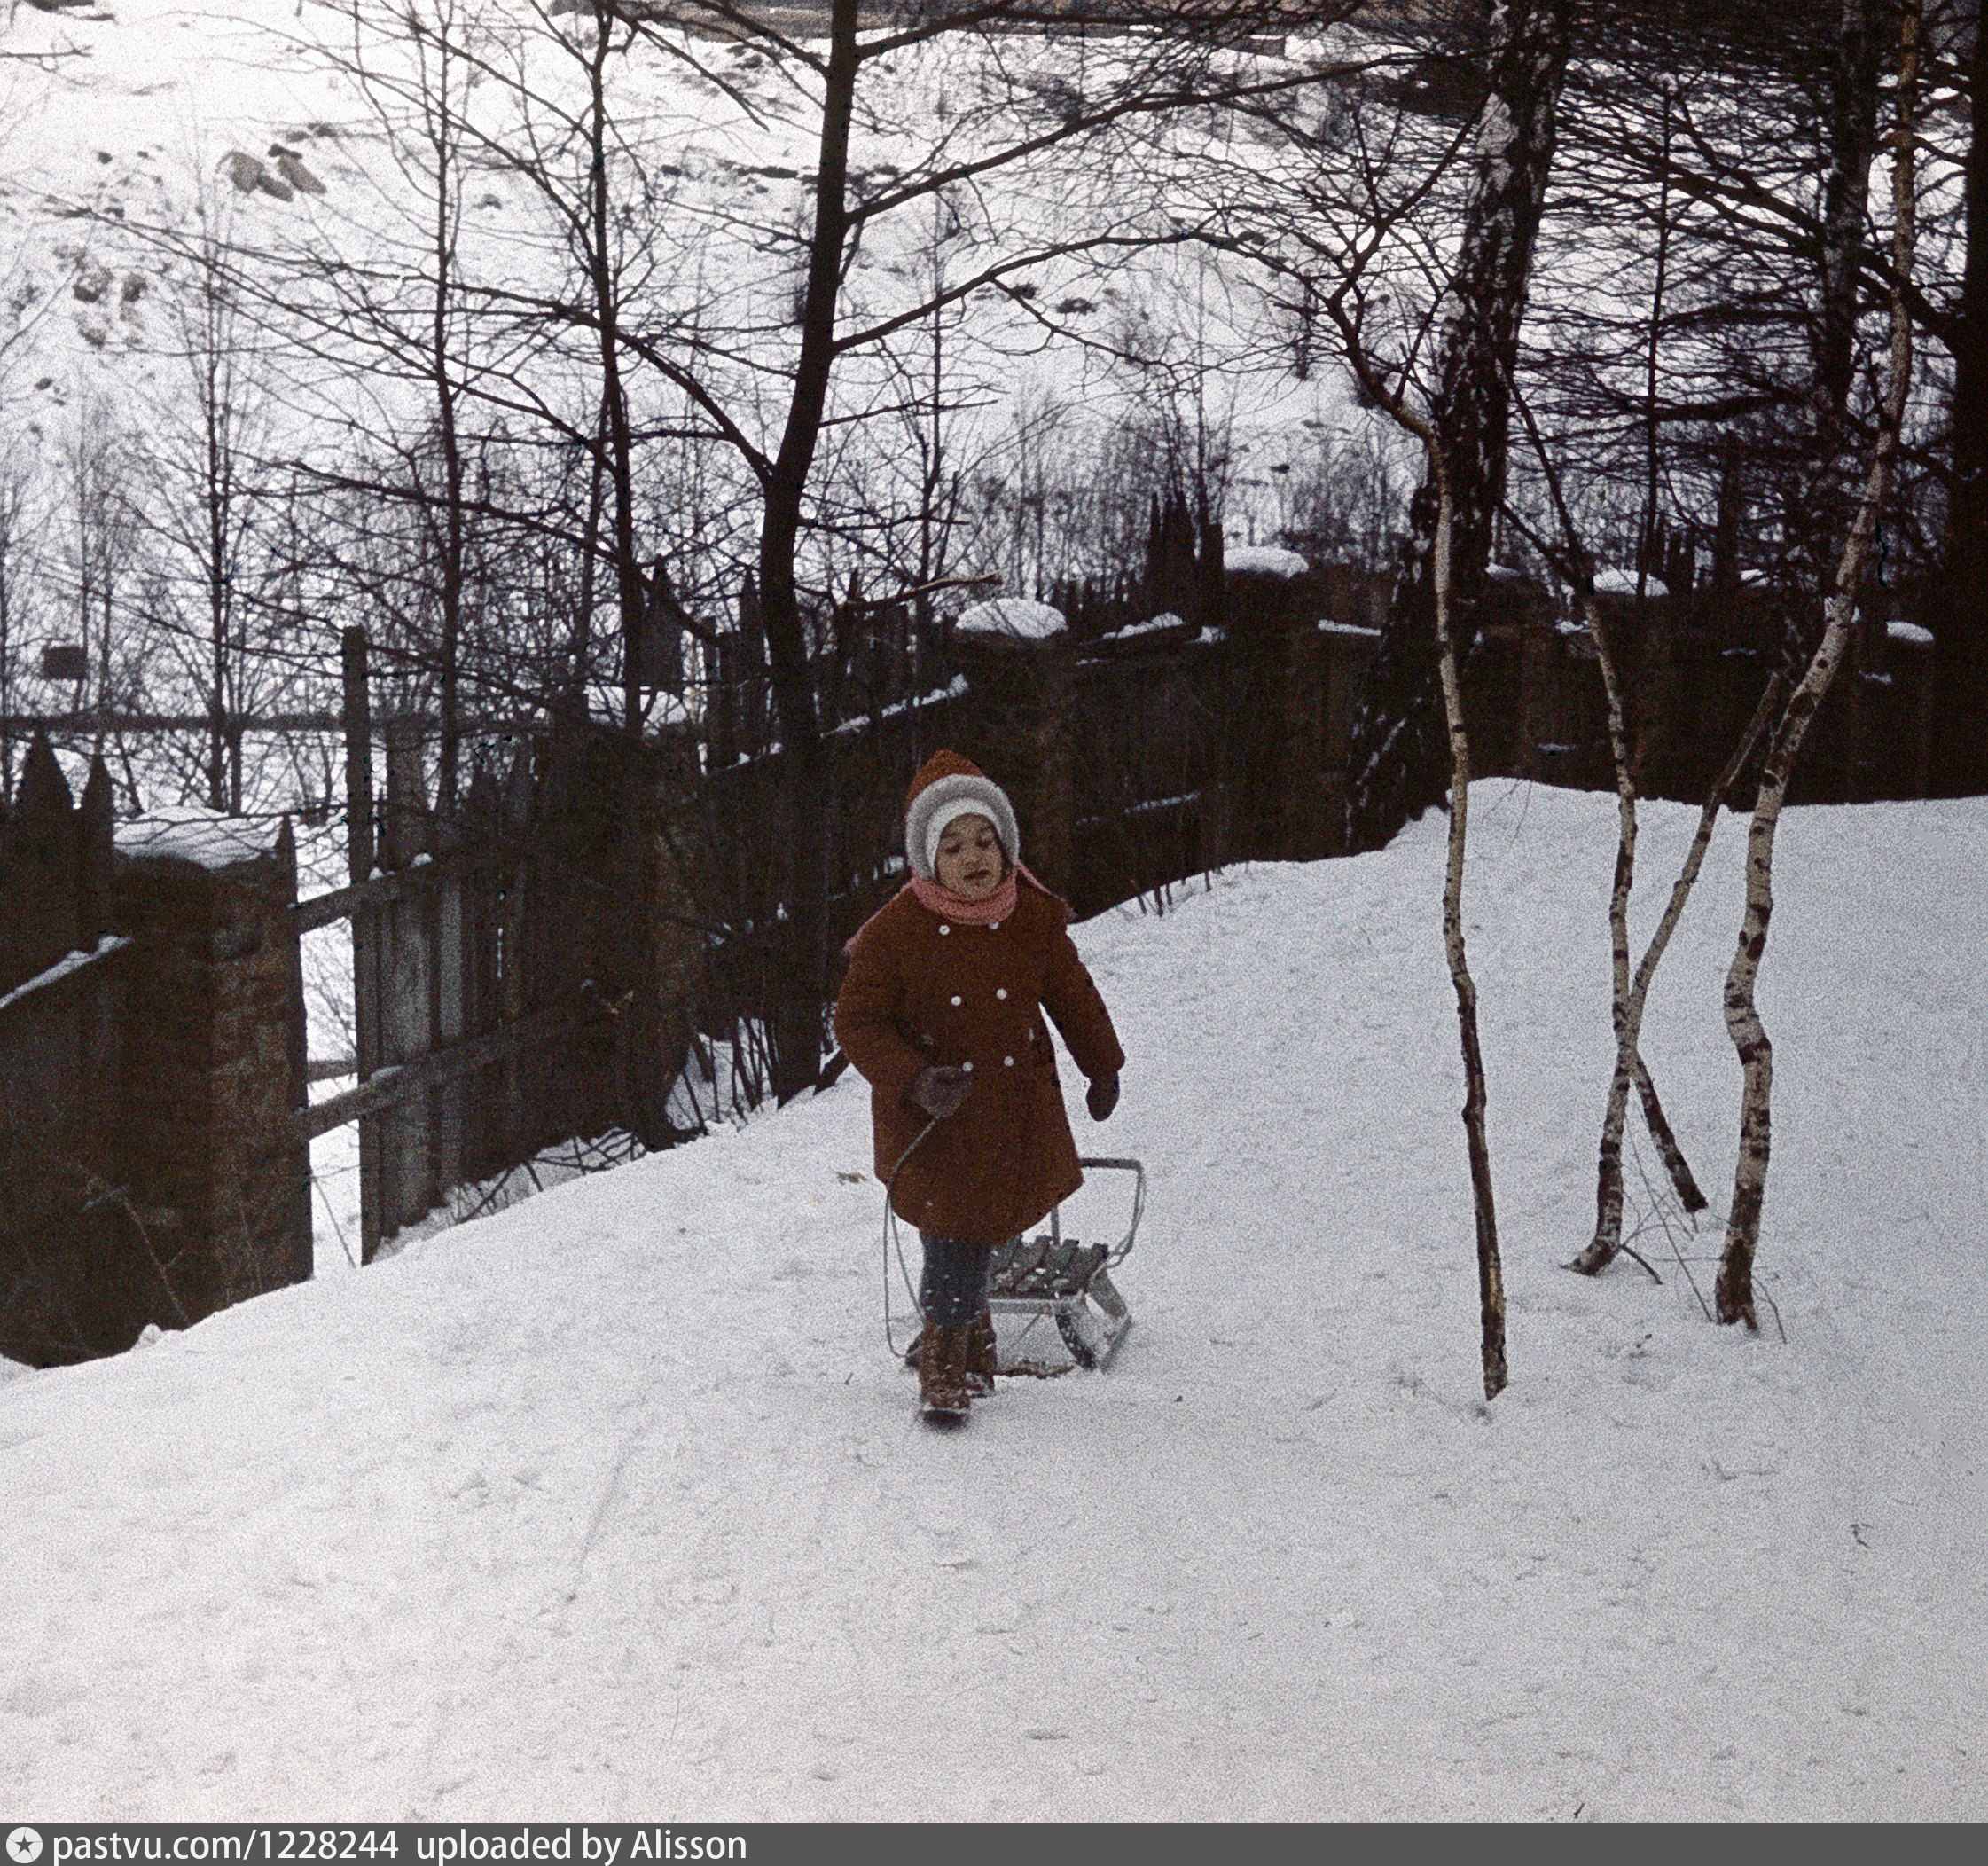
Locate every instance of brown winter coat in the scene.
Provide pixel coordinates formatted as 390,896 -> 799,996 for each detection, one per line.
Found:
834,875 -> 1125,1247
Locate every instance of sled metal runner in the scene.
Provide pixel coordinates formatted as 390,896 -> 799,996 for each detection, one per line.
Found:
990,1157 -> 1144,1375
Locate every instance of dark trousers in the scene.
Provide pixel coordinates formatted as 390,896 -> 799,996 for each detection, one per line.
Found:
918,1232 -> 992,1330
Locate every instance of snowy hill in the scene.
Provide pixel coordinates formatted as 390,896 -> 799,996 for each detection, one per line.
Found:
4,780 -> 1985,1818
0,0 -> 1358,567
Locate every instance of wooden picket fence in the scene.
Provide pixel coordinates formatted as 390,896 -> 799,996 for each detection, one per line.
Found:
0,741 -> 136,1361
295,630 -> 646,1262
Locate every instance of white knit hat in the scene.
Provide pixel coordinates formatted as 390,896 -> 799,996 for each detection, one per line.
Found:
903,753 -> 1020,883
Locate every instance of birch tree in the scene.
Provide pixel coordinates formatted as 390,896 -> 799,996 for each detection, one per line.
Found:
1491,394 -> 1775,1278
1933,0 -> 1987,792
1206,51 -> 1522,1398
1717,0 -> 1922,1329
1342,0 -> 1573,853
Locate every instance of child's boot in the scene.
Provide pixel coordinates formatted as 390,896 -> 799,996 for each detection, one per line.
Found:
919,1324 -> 972,1424
965,1305 -> 998,1394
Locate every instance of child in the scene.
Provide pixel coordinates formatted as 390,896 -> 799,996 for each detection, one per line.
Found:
834,749 -> 1124,1425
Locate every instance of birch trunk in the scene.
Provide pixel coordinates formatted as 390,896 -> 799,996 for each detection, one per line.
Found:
1717,0 -> 1920,1329
1631,1056 -> 1707,1215
1785,0 -> 1885,677
1934,0 -> 1988,795
1586,593 -> 1640,1262
1428,456 -> 1508,1400
1345,0 -> 1572,851
1570,666 -> 1786,1274
1501,393 -> 1716,1269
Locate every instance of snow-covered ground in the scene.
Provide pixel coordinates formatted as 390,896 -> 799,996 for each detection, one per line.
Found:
4,780 -> 1985,1819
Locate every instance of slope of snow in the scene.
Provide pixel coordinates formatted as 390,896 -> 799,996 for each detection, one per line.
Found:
4,781 -> 1985,1819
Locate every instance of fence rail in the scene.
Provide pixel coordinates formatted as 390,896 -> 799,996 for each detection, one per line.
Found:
0,935 -> 130,1021
295,1000 -> 594,1144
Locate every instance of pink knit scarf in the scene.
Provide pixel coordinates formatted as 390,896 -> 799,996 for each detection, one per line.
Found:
908,869 -> 1019,926
844,865 -> 1068,957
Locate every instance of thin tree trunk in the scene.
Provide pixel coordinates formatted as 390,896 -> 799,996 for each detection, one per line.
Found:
428,25 -> 466,819
206,340 -> 230,815
754,0 -> 861,1102
1637,85 -> 1674,608
1585,590 -> 1641,1264
571,389 -> 609,713
1428,459 -> 1508,1400
1504,378 -> 1716,1263
1817,0 -> 1885,426
1632,1056 -> 1707,1214
582,6 -> 643,740
1717,0 -> 1920,1329
1783,0 -> 1884,677
1934,0 -> 1988,795
1346,0 -> 1572,851
1569,665 -> 1786,1273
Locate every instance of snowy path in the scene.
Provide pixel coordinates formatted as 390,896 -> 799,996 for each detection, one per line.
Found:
4,783 -> 1984,1819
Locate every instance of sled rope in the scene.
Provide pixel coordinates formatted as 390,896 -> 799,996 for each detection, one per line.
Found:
881,1116 -> 941,1360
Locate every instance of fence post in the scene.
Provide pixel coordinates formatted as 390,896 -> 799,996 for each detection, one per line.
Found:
949,602 -> 1076,900
341,628 -> 386,1264
113,813 -> 313,1324
0,734 -> 82,995
1225,559 -> 1329,861
379,716 -> 438,1238
1890,623 -> 1937,798
0,748 -> 135,1365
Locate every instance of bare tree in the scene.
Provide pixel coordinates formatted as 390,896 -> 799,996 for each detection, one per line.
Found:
1209,43 -> 1521,1396
1327,302 -> 1508,1399
59,404 -> 141,779
1496,392 -> 1780,1276
1717,0 -> 1922,1329
0,447 -> 43,800
1933,0 -> 1988,792
1342,0 -> 1574,853
550,0 -> 1354,1096
133,195 -> 284,812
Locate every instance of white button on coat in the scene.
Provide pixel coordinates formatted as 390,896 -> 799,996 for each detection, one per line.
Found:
1003,1055 -> 1014,1067
961,1060 -> 974,1073
996,988 -> 1007,1000
939,924 -> 951,936
951,995 -> 962,1006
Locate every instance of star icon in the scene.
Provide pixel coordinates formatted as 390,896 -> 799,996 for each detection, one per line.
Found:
6,1831 -> 43,1866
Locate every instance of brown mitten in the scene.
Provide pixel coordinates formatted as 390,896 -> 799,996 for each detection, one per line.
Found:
907,1063 -> 972,1119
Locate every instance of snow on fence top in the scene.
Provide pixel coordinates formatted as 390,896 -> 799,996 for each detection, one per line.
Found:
0,936 -> 131,1020
1099,611 -> 1186,643
1593,568 -> 1670,598
115,807 -> 286,873
1225,545 -> 1309,581
955,597 -> 1067,641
